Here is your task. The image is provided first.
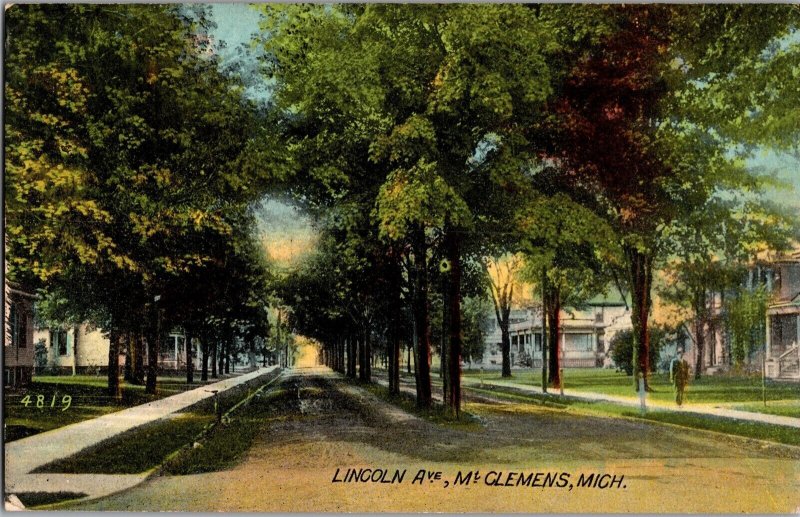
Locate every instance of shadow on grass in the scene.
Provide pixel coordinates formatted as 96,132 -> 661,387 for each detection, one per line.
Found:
15,491 -> 88,508
29,370 -> 282,475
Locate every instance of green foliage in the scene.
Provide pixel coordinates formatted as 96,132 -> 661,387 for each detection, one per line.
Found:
461,296 -> 491,365
518,192 -> 621,308
610,328 -> 669,376
724,285 -> 770,367
4,5 -> 273,357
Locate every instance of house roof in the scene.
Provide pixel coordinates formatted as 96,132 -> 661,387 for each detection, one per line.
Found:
772,246 -> 800,264
584,288 -> 630,308
767,293 -> 800,315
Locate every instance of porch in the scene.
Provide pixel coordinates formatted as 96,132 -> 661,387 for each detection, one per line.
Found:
765,304 -> 800,381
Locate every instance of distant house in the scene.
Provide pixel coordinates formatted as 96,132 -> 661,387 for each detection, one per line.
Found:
4,283 -> 36,388
766,248 -> 800,380
33,323 -> 119,375
481,291 -> 631,369
33,323 -> 201,375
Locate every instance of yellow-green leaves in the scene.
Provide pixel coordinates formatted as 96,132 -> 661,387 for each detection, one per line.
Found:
375,159 -> 470,241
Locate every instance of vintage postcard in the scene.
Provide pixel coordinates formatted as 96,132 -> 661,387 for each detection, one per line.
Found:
3,3 -> 799,512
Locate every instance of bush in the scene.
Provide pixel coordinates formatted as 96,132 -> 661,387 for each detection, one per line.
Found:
610,327 -> 667,376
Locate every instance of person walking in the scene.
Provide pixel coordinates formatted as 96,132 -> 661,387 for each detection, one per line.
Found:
671,349 -> 690,406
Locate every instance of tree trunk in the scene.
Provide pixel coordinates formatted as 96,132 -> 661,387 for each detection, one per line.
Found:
185,324 -> 194,384
124,332 -> 133,382
225,335 -> 230,374
341,338 -> 347,374
441,274 -> 450,404
347,336 -> 356,378
212,340 -> 218,378
500,315 -> 511,378
201,337 -> 209,381
446,229 -> 462,417
541,268 -> 548,393
411,226 -> 432,409
541,306 -> 548,392
72,325 -> 80,376
360,329 -> 371,382
134,332 -> 145,384
546,285 -> 561,388
694,289 -> 707,380
108,326 -> 121,398
358,335 -> 366,381
626,245 -> 654,391
720,290 -> 730,366
145,317 -> 159,395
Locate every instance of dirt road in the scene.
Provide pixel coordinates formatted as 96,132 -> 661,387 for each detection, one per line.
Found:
66,366 -> 800,512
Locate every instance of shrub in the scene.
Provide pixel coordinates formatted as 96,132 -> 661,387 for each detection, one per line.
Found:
610,327 -> 667,375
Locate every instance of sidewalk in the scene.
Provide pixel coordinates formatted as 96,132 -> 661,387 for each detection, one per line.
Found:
4,366 -> 280,504
372,368 -> 799,428
461,376 -> 800,428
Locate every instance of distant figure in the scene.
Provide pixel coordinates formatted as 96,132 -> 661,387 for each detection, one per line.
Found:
671,350 -> 690,406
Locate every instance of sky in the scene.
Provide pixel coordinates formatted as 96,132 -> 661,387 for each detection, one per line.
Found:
206,4 -> 317,267
205,4 -> 800,266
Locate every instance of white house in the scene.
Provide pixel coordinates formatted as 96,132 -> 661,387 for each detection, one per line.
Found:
481,291 -> 631,369
33,324 -> 201,375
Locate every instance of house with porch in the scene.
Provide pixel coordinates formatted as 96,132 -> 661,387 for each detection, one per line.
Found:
481,291 -> 631,369
765,248 -> 800,380
32,323 -> 201,375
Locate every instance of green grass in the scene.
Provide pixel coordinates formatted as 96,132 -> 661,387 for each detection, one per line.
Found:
29,370 -> 282,475
32,413 -> 214,474
461,383 -> 800,447
3,374 -> 233,442
163,394 -> 276,475
461,368 -> 800,409
732,399 -> 800,418
630,410 -> 800,447
14,492 -> 88,508
164,374 -> 289,475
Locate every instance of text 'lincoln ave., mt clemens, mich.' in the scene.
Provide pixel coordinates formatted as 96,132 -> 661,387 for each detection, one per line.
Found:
332,468 -> 626,490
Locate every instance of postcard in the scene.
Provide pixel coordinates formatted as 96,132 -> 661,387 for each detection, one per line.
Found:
3,3 -> 799,512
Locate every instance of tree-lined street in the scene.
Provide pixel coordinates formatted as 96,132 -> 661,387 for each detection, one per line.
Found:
61,363 -> 799,513
4,4 -> 800,512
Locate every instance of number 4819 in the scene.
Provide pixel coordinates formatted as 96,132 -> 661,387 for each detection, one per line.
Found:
21,394 -> 72,411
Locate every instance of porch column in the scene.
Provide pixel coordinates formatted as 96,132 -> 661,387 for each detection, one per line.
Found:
796,314 -> 800,347
765,314 -> 771,360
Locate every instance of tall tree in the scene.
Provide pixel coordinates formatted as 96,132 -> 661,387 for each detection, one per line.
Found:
541,4 -> 799,389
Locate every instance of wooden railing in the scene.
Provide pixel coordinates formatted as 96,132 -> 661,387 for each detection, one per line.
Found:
777,344 -> 799,377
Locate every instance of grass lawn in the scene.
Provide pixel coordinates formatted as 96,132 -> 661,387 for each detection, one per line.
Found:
463,384 -> 800,447
461,367 -> 800,414
32,414 -> 214,474
3,374 -> 237,442
31,370 -> 281,475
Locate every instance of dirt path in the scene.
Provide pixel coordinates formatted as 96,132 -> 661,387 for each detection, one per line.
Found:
65,367 -> 800,513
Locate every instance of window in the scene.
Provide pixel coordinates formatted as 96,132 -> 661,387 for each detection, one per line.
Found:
10,304 -> 28,348
18,309 -> 28,348
565,333 -> 593,352
533,334 -> 542,352
52,329 -> 68,356
9,304 -> 18,347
